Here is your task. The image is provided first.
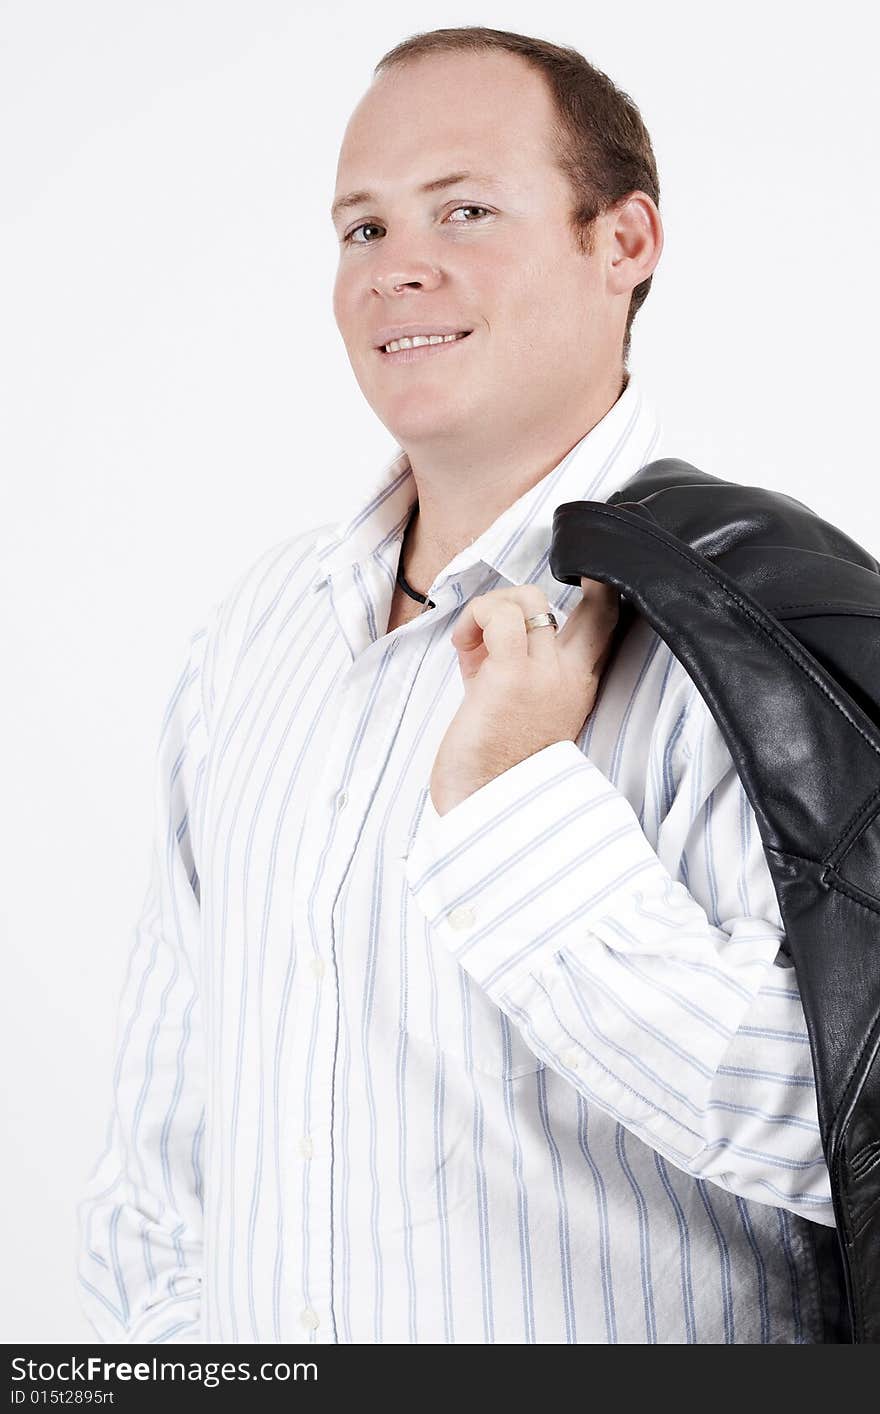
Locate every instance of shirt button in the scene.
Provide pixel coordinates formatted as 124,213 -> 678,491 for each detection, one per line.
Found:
310,956 -> 325,979
298,1135 -> 314,1159
565,1048 -> 581,1070
300,1307 -> 320,1331
447,905 -> 476,931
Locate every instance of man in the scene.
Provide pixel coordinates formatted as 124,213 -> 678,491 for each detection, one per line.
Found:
77,26 -> 833,1344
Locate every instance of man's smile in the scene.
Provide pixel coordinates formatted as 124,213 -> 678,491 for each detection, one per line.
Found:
376,330 -> 474,363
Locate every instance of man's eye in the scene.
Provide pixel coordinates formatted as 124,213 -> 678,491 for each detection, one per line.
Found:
447,205 -> 490,223
345,222 -> 385,245
343,205 -> 491,244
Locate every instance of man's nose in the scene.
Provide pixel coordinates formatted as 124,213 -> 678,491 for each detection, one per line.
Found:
372,261 -> 443,297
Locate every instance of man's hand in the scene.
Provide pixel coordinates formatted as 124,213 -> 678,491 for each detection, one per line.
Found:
430,577 -> 621,815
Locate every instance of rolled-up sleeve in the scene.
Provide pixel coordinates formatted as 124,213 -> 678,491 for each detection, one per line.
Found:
404,687 -> 834,1228
76,611 -> 217,1343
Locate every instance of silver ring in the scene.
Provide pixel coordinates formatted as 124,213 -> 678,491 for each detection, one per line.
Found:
524,610 -> 558,633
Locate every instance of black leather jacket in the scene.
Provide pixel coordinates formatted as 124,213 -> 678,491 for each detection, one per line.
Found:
549,458 -> 880,1344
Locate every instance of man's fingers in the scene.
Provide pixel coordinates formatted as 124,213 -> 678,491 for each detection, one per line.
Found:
452,588 -> 552,660
452,581 -> 619,671
464,596 -> 533,659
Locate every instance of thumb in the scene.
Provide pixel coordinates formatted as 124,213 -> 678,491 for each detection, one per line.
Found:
557,576 -> 620,666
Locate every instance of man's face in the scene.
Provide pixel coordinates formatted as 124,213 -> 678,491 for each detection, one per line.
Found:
331,50 -> 621,451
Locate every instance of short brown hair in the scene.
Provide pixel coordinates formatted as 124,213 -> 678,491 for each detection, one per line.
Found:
374,26 -> 660,368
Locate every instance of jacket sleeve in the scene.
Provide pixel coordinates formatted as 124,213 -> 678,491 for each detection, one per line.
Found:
404,669 -> 835,1228
75,611 -> 218,1343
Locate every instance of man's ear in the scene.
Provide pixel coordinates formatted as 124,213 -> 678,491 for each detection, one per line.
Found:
607,192 -> 663,297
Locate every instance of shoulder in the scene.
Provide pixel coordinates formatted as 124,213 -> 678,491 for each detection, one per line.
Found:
192,522 -> 333,735
217,524 -> 329,640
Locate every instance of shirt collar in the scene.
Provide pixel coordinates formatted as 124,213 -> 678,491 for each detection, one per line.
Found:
311,372 -> 664,613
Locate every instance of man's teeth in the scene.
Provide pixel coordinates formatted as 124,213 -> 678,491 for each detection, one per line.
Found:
382,332 -> 468,353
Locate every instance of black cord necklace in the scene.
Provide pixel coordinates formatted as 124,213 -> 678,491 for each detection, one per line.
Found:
396,505 -> 435,609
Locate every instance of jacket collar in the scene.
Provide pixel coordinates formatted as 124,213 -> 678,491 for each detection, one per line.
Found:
311,373 -> 664,616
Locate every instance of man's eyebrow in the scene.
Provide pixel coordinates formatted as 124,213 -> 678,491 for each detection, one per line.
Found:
330,171 -> 503,225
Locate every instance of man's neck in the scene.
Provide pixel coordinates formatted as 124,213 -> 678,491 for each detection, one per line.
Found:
399,370 -> 628,598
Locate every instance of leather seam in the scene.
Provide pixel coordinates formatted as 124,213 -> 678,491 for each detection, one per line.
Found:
829,803 -> 880,864
822,871 -> 880,917
775,599 -> 880,613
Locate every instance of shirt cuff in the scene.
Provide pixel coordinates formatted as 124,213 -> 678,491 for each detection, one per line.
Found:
404,739 -> 680,999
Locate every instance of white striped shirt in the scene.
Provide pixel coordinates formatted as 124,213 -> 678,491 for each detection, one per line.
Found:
77,374 -> 834,1344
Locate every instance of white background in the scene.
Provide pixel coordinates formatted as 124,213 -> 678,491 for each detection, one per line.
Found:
2,0 -> 877,1342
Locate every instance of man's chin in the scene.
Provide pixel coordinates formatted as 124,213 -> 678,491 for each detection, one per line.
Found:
373,394 -> 477,447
